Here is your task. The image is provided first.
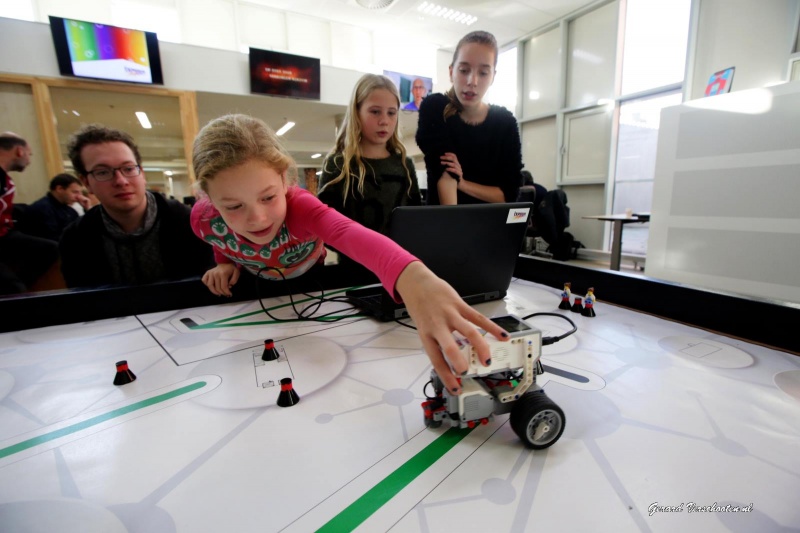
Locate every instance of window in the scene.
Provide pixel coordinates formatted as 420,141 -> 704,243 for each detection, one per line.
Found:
559,1 -> 617,187
562,105 -> 612,184
607,0 -> 691,255
486,46 -> 518,114
620,0 -> 691,96
612,91 -> 681,254
566,2 -> 618,108
522,28 -> 561,117
790,54 -> 800,81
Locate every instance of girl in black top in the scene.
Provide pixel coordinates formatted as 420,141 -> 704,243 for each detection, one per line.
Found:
416,31 -> 523,205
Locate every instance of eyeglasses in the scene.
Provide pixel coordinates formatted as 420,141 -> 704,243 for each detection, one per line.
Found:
87,164 -> 141,181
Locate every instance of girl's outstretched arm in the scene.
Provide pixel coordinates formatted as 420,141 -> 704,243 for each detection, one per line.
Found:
287,189 -> 509,392
395,261 -> 510,395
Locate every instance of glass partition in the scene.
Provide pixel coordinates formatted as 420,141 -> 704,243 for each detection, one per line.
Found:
49,87 -> 191,201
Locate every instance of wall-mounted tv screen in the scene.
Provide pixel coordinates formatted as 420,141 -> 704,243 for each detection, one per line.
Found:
250,48 -> 321,101
48,16 -> 163,85
383,70 -> 433,112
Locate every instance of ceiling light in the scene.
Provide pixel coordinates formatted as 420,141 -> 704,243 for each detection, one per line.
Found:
355,0 -> 398,10
164,170 -> 174,176
72,110 -> 80,116
417,2 -> 477,25
311,153 -> 322,159
135,111 -> 152,129
315,171 -> 322,176
276,121 -> 295,136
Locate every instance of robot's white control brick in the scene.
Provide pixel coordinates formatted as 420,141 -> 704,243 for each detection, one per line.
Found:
461,330 -> 542,377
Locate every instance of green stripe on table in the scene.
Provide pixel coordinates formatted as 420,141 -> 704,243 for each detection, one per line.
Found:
0,381 -> 206,459
316,426 -> 475,532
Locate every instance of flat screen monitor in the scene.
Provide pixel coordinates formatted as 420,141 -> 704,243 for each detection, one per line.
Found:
48,16 -> 163,85
383,70 -> 432,112
249,48 -> 321,101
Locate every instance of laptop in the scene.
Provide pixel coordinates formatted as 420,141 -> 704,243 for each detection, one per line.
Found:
346,202 -> 533,321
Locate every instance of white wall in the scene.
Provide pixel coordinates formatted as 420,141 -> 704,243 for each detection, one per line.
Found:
642,0 -> 800,303
0,17 -> 61,76
0,17 -> 362,106
647,81 -> 800,303
689,0 -> 800,100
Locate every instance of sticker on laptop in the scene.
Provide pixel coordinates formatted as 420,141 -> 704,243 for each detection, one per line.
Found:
506,207 -> 530,224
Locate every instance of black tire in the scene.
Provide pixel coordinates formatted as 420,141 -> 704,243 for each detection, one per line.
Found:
510,391 -> 565,449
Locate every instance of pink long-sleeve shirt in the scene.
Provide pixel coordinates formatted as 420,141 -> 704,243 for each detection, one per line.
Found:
190,186 -> 417,300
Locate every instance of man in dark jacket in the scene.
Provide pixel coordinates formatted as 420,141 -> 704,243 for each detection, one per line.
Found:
60,124 -> 213,288
0,133 -> 59,295
25,173 -> 83,241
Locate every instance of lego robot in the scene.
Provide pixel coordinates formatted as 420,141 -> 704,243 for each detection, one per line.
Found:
421,315 -> 565,449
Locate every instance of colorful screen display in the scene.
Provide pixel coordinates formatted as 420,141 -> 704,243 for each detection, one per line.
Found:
49,16 -> 163,85
704,67 -> 735,97
250,48 -> 320,101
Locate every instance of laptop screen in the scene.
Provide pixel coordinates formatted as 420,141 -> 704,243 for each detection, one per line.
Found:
388,202 -> 532,300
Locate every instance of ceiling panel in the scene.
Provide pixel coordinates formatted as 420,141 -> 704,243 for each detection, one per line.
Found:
241,0 -> 600,48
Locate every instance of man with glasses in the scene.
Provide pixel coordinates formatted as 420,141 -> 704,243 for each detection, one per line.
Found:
60,124 -> 213,288
402,78 -> 428,111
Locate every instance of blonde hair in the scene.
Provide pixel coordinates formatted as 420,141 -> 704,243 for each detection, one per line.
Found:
193,114 -> 297,192
444,31 -> 499,120
320,74 -> 413,205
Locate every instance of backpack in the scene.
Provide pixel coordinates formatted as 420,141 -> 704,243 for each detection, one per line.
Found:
536,190 -> 570,246
548,231 -> 585,261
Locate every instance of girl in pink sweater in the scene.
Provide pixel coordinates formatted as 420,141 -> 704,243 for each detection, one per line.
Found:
190,114 -> 508,393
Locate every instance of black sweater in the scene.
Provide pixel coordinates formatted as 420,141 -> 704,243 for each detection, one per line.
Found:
25,193 -> 79,241
318,153 -> 421,235
416,93 -> 523,205
60,193 -> 214,288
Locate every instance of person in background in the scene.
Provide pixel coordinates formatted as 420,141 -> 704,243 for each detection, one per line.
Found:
60,124 -> 214,288
402,78 -> 428,111
190,114 -> 509,394
318,73 -> 421,235
24,173 -> 83,241
70,187 -> 100,216
0,132 -> 59,294
517,170 -> 547,205
416,30 -> 523,205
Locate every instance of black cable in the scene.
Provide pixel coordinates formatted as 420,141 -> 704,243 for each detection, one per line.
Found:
423,379 -> 437,399
254,266 -> 364,323
521,312 -> 578,345
393,317 -> 417,330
